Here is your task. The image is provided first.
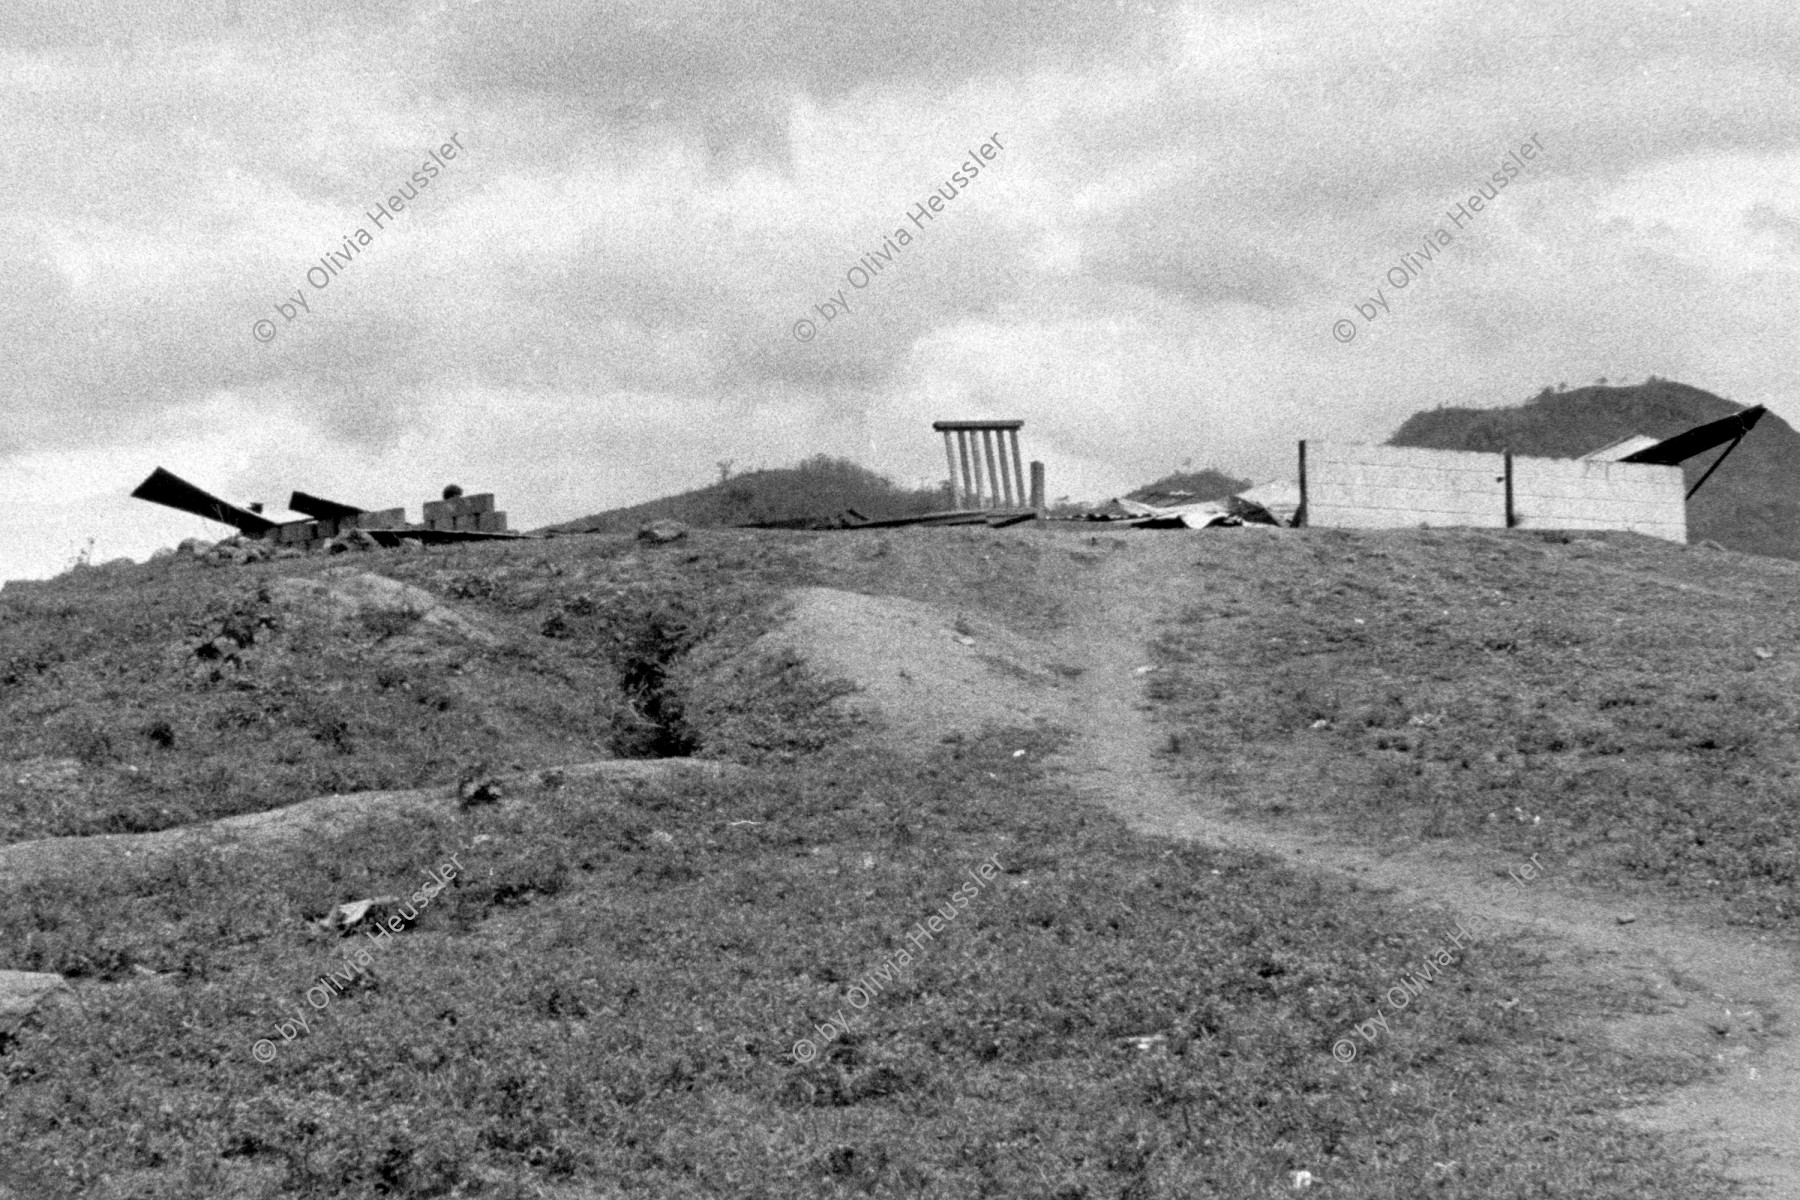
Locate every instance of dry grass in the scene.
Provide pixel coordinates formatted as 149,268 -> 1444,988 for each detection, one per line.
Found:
0,523 -> 1776,1197
1147,526 -> 1800,930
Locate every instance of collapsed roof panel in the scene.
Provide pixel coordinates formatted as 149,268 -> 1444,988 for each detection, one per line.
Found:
1619,405 -> 1766,465
1579,434 -> 1662,462
288,491 -> 366,520
129,467 -> 279,537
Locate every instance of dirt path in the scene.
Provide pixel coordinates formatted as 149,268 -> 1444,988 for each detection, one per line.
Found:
781,536 -> 1800,1198
1039,539 -> 1800,1198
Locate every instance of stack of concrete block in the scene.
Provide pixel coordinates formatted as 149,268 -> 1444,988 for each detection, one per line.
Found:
268,508 -> 407,549
343,508 -> 407,532
420,493 -> 508,533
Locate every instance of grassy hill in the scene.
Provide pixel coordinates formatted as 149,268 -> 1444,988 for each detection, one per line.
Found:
1388,378 -> 1800,559
538,456 -> 1260,535
536,454 -> 948,534
1,525 -> 1785,1197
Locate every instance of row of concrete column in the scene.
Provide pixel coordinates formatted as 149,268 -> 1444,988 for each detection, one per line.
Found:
935,421 -> 1031,510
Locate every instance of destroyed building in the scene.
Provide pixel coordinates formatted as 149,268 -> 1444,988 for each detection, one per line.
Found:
130,469 -> 521,552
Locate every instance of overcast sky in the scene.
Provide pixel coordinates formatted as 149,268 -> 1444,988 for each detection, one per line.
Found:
3,0 -> 1798,579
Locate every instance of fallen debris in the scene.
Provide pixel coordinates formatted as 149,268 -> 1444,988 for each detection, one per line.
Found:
315,896 -> 403,935
1072,492 -> 1284,529
0,970 -> 67,1032
458,775 -> 504,808
745,508 -> 1038,531
133,468 -> 530,560
638,519 -> 690,544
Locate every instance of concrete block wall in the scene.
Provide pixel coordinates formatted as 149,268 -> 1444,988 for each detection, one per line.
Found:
265,507 -> 410,550
1300,440 -> 1687,542
353,508 -> 407,530
422,493 -> 493,520
422,493 -> 505,533
1303,442 -> 1508,529
1510,457 -> 1685,542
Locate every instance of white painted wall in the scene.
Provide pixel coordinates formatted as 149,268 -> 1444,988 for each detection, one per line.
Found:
1302,441 -> 1687,542
1510,456 -> 1685,542
1304,442 -> 1508,529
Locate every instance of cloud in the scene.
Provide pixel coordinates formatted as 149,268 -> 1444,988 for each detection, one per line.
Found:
7,0 -> 1800,580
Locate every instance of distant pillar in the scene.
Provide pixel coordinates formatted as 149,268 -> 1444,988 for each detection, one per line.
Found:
1296,439 -> 1309,528
942,431 -> 962,508
993,431 -> 1008,507
957,431 -> 978,508
982,429 -> 1005,508
977,433 -> 993,506
968,431 -> 987,507
1504,451 -> 1516,528
996,432 -> 1017,506
1030,460 -> 1045,520
1009,431 -> 1027,509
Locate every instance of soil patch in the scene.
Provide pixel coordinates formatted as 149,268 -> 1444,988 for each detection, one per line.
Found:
772,536 -> 1800,1199
758,586 -> 1067,747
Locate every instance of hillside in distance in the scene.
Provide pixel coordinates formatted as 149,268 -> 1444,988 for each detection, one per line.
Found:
1125,468 -> 1252,504
535,455 -> 947,534
1388,379 -> 1800,560
541,456 -> 1265,535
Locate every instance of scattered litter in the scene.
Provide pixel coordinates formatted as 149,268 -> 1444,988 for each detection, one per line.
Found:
637,519 -> 690,544
458,776 -> 504,809
1076,490 -> 1286,528
1120,1034 -> 1167,1051
0,970 -> 68,1027
727,820 -> 763,828
1353,618 -> 1365,625
471,834 -> 494,845
1291,1170 -> 1315,1190
316,896 -> 402,935
1617,913 -> 1638,925
1133,665 -> 1158,675
1754,647 -> 1774,659
650,830 -> 675,846
1497,998 -> 1520,1011
955,635 -> 976,646
1011,749 -> 1026,758
1408,711 -> 1445,727
1309,719 -> 1332,730
860,853 -> 876,869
